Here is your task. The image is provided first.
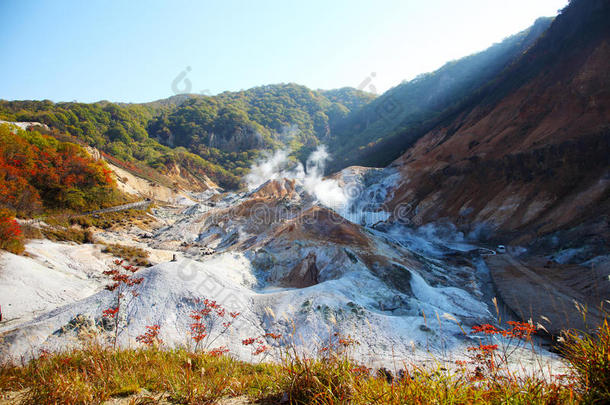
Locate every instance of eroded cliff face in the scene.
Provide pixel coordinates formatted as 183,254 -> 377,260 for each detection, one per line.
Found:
387,0 -> 610,247
379,0 -> 610,334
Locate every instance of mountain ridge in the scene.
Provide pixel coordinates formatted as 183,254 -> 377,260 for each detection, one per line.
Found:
0,17 -> 555,189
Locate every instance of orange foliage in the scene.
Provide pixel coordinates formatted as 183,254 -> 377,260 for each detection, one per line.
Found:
0,209 -> 24,254
0,125 -> 116,214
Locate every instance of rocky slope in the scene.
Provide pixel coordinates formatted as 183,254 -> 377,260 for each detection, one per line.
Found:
327,17 -> 554,171
387,0 -> 609,246
383,0 -> 609,333
3,172 -> 565,373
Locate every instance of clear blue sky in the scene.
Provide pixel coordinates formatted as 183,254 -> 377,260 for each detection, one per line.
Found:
0,0 -> 568,103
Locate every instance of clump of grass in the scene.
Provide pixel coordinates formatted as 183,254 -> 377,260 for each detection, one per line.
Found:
19,223 -> 44,240
102,243 -> 150,266
40,226 -> 94,244
70,209 -> 153,230
36,208 -> 152,245
561,318 -> 610,403
281,355 -> 357,403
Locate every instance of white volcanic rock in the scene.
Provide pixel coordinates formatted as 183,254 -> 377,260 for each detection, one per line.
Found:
0,176 -> 565,375
0,241 -> 109,330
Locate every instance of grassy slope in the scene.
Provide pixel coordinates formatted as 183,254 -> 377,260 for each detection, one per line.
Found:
3,317 -> 608,404
0,345 -> 580,404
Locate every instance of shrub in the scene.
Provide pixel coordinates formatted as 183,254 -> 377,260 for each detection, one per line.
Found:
0,209 -> 24,254
19,223 -> 44,240
70,209 -> 151,230
102,260 -> 143,349
188,298 -> 240,353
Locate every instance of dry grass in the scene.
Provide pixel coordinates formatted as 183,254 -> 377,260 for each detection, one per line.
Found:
102,243 -> 151,266
40,225 -> 94,244
560,318 -> 610,403
0,337 -> 589,405
0,346 -> 281,405
31,208 -> 153,246
70,209 -> 154,230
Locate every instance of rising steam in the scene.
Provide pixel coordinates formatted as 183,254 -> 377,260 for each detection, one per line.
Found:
245,145 -> 347,208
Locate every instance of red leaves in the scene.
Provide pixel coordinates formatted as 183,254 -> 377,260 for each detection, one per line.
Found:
465,320 -> 537,378
317,332 -> 359,359
102,260 -> 142,349
471,324 -> 499,335
103,266 -> 143,291
252,345 -> 268,355
505,321 -> 536,339
242,337 -> 256,346
136,325 -> 162,346
207,346 -> 229,357
190,320 -> 207,343
188,298 -> 241,352
471,321 -> 536,340
467,344 -> 498,353
0,213 -> 22,239
351,365 -> 371,377
103,307 -> 119,318
242,333 -> 281,356
264,332 -> 282,340
338,336 -> 357,347
0,125 -> 116,214
0,209 -> 24,254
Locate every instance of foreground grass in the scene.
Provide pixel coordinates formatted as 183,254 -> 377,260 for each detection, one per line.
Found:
0,345 -> 581,404
0,347 -> 281,404
2,307 -> 607,404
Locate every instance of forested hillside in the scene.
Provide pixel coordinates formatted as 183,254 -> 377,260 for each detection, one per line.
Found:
146,84 -> 374,173
0,85 -> 373,189
0,124 -> 122,216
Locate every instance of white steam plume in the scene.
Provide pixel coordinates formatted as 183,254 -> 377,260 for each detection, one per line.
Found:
245,145 -> 347,208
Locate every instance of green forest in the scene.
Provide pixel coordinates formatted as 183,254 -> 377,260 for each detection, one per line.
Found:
0,85 -> 373,189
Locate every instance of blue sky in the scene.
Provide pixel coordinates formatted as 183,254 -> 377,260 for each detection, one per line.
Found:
0,0 -> 568,103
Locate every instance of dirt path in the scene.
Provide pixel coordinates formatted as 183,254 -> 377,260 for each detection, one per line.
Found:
84,200 -> 152,215
485,254 -> 606,335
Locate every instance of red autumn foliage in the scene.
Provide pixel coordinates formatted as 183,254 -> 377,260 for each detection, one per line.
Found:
0,209 -> 24,254
136,325 -> 163,347
241,331 -> 283,357
102,260 -> 143,349
252,345 -> 268,355
207,346 -> 230,357
242,337 -> 256,346
471,321 -> 536,340
102,307 -> 119,318
188,298 -> 240,353
466,320 -> 538,377
0,125 -> 117,215
318,332 -> 360,359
